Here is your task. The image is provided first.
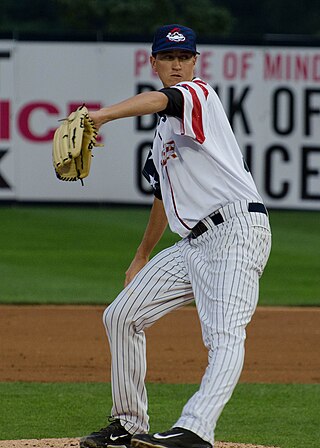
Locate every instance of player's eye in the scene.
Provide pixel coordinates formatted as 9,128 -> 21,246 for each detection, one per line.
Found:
179,54 -> 193,61
158,53 -> 173,60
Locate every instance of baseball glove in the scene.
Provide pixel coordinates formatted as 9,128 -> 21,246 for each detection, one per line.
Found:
52,105 -> 99,184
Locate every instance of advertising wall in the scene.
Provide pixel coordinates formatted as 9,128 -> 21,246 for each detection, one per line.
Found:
0,39 -> 320,209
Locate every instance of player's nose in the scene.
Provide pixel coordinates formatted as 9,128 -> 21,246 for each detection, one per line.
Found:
172,57 -> 182,69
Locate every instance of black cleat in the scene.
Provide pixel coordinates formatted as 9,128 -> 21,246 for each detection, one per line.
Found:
80,419 -> 132,448
131,427 -> 212,448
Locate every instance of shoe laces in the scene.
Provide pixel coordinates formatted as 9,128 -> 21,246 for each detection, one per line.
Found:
93,418 -> 124,435
108,416 -> 133,433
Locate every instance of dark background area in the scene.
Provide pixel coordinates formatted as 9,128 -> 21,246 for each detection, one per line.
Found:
1,0 -> 320,41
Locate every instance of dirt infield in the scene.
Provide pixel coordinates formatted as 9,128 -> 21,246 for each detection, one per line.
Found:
0,304 -> 319,448
0,305 -> 319,384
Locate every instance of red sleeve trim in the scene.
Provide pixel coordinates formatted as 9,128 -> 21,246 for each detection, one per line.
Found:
194,79 -> 209,99
185,85 -> 205,144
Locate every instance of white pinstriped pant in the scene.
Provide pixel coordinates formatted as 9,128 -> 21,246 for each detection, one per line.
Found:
103,201 -> 272,445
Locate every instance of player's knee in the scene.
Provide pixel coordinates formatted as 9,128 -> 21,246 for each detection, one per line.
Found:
102,305 -> 111,332
102,301 -> 119,333
102,295 -> 134,333
204,326 -> 246,351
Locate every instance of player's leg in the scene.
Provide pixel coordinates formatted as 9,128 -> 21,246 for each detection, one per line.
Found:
173,211 -> 271,445
80,242 -> 194,447
105,243 -> 193,433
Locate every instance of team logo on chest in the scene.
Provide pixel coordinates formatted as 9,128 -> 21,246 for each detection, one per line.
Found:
161,140 -> 178,166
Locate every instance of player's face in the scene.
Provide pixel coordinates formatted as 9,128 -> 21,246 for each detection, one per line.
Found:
150,50 -> 197,87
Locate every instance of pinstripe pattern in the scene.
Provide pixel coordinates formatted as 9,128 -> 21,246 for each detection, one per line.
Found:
102,201 -> 271,445
103,245 -> 194,434
175,203 -> 271,443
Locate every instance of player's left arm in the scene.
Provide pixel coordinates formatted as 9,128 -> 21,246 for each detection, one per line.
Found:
89,91 -> 169,129
124,197 -> 168,287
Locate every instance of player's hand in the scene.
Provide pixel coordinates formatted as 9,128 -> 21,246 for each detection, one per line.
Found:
124,254 -> 149,287
88,110 -> 105,131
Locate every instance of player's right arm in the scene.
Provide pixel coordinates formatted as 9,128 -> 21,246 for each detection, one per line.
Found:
89,91 -> 169,129
124,197 -> 168,287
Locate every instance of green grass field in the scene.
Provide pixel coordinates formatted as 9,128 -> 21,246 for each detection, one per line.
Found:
1,204 -> 319,448
1,382 -> 319,448
0,205 -> 319,305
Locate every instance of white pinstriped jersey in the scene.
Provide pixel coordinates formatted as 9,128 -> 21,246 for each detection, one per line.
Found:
150,78 -> 262,237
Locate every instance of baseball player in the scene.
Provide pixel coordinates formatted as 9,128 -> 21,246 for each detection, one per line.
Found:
80,24 -> 272,448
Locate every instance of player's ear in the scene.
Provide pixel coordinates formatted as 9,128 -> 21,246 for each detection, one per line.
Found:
150,55 -> 158,74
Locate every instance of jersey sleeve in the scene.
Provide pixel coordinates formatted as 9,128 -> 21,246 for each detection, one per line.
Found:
171,79 -> 210,144
159,88 -> 183,118
142,150 -> 162,200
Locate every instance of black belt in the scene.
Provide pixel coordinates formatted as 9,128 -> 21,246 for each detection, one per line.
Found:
189,202 -> 267,239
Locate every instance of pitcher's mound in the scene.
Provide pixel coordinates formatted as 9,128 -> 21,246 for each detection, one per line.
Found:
0,438 -> 279,448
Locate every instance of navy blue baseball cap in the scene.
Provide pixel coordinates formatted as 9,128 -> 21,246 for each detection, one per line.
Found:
152,24 -> 199,55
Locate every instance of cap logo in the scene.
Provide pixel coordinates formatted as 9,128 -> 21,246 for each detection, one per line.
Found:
166,28 -> 186,43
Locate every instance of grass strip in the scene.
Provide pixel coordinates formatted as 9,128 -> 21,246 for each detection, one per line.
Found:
0,382 -> 319,448
0,205 -> 319,305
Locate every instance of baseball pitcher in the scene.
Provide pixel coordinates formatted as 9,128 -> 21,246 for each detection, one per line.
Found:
78,24 -> 272,448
